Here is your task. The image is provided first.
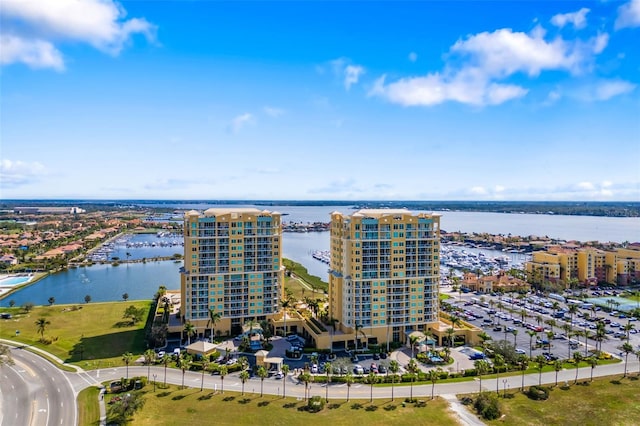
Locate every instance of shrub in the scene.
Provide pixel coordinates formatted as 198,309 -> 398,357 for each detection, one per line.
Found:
464,368 -> 478,377
525,385 -> 550,401
473,392 -> 501,420
307,395 -> 325,413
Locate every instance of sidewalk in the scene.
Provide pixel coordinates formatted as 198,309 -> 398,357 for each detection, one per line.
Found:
440,394 -> 486,426
0,338 -> 84,372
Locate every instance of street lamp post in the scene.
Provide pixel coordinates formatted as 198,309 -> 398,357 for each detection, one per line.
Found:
503,379 -> 508,397
153,374 -> 157,392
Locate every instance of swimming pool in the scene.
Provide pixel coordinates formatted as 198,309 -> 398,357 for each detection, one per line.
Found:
0,276 -> 32,286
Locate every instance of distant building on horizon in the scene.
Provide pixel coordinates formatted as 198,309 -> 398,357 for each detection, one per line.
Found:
328,208 -> 443,348
14,206 -> 86,214
180,208 -> 284,338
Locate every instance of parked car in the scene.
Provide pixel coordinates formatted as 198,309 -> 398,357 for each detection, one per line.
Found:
353,365 -> 364,375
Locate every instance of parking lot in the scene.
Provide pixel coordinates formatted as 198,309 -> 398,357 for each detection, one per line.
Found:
445,286 -> 640,360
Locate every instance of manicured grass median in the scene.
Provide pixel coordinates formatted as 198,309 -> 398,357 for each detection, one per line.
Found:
0,301 -> 150,367
478,375 -> 640,425
126,385 -> 458,426
77,386 -> 101,426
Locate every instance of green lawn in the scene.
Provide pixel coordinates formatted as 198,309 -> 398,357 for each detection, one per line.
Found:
0,301 -> 151,367
472,375 -> 640,426
116,385 -> 458,426
77,386 -> 101,426
285,276 -> 326,303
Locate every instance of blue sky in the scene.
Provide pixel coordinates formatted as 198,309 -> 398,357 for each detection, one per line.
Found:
1,0 -> 639,201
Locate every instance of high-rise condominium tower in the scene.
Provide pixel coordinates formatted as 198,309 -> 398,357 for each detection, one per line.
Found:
180,208 -> 284,337
329,209 -> 441,346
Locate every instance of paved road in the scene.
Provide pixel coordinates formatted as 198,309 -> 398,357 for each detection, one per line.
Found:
1,342 -> 638,426
0,347 -> 77,426
83,356 -> 639,402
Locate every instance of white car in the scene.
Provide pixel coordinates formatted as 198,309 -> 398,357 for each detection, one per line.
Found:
157,351 -> 165,358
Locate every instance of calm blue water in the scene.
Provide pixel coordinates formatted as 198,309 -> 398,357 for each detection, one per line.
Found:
0,261 -> 182,307
2,205 -> 638,306
147,203 -> 640,243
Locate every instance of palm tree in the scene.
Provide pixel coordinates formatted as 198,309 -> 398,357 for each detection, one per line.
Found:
239,370 -> 250,396
324,362 -> 332,402
407,358 -> 419,400
494,354 -> 505,395
35,317 -> 50,339
143,349 -> 155,380
208,308 -> 222,343
257,366 -> 268,397
563,324 -> 573,359
526,330 -> 536,358
219,365 -> 228,393
365,371 -> 378,403
475,359 -> 489,392
183,321 -> 196,346
179,353 -> 192,389
511,329 -> 519,347
553,359 -> 563,386
478,332 -> 492,355
281,364 -> 290,398
535,355 -> 546,385
573,352 -> 583,384
445,327 -> 456,349
389,360 -> 399,401
518,355 -> 529,391
409,334 -> 420,359
587,356 -> 598,382
238,356 -> 249,372
345,372 -> 354,402
354,322 -> 362,353
201,359 -> 211,391
623,322 -> 635,341
427,369 -> 439,399
280,298 -> 291,336
619,342 -> 634,377
299,371 -> 312,401
122,352 -> 133,380
163,353 -> 170,387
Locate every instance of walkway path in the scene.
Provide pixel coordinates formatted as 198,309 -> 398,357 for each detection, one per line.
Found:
441,394 -> 486,426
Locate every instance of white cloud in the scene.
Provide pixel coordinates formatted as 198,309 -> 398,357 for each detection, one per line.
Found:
370,70 -> 528,107
344,65 -> 365,90
551,8 -> 590,29
573,79 -> 636,101
408,52 -> 418,62
0,35 -> 64,70
329,57 -> 365,90
230,113 -> 254,132
1,0 -> 155,69
263,106 -> 285,117
371,27 -> 609,107
0,159 -> 47,187
450,27 -> 599,77
577,181 -> 595,190
615,0 -> 640,29
470,186 -> 487,195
